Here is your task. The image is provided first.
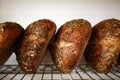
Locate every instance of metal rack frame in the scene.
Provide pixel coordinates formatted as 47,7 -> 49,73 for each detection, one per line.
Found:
0,64 -> 120,80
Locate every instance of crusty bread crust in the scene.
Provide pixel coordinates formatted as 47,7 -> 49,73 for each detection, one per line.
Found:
49,19 -> 91,73
16,19 -> 56,73
0,22 -> 24,66
85,18 -> 120,73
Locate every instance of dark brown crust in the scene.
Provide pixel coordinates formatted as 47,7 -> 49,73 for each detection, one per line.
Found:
84,18 -> 120,73
49,19 -> 91,73
16,19 -> 56,73
0,22 -> 24,66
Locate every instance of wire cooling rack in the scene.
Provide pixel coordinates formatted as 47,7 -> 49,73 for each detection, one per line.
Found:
0,64 -> 120,80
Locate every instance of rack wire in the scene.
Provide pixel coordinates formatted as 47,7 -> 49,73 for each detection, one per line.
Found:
0,64 -> 120,80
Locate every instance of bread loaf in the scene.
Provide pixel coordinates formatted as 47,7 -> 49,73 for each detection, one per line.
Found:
15,19 -> 56,73
0,22 -> 24,66
84,18 -> 120,73
49,19 -> 91,73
